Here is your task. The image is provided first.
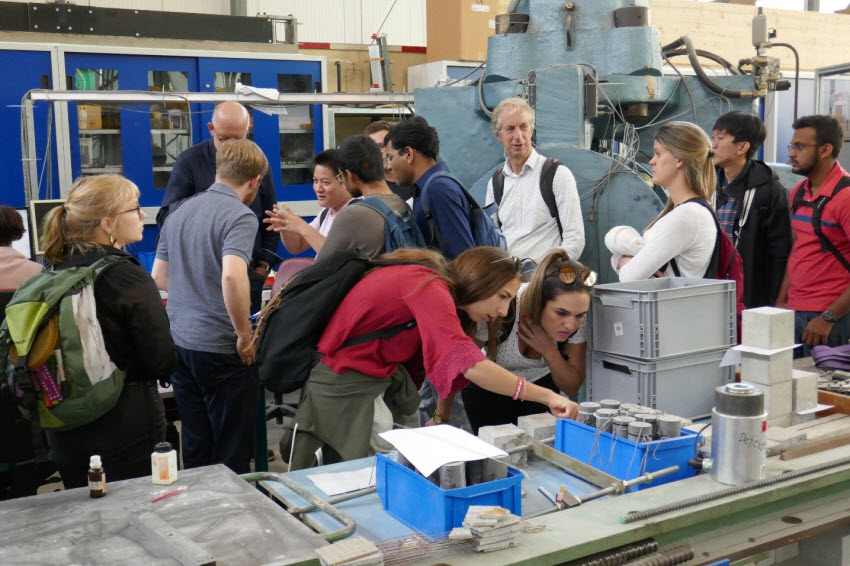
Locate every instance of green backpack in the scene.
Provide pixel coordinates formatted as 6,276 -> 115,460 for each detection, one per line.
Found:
0,256 -> 128,446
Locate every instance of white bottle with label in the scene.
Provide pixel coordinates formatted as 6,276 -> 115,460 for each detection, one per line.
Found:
151,442 -> 178,485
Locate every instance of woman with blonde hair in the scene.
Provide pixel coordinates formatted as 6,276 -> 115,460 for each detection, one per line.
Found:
614,121 -> 717,280
40,175 -> 175,488
461,249 -> 594,433
284,246 -> 579,470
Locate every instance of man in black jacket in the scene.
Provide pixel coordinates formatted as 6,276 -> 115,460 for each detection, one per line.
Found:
712,111 -> 792,308
156,101 -> 278,313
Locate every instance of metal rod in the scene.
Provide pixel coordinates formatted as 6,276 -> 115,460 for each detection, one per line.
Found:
28,89 -> 413,105
287,486 -> 377,515
240,471 -> 356,542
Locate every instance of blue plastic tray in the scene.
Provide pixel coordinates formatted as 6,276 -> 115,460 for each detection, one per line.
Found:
375,453 -> 523,537
554,419 -> 698,491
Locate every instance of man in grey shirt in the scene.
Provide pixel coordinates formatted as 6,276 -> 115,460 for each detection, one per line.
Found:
317,135 -> 411,260
152,139 -> 268,474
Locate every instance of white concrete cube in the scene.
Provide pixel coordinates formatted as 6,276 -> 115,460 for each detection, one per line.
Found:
761,381 -> 792,419
478,424 -> 527,467
768,414 -> 792,429
742,307 -> 794,349
791,411 -> 817,426
775,542 -> 799,562
741,349 -> 793,385
517,413 -> 556,441
792,369 -> 819,412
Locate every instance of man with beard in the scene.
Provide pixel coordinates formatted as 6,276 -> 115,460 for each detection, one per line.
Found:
316,135 -> 413,260
776,114 -> 850,356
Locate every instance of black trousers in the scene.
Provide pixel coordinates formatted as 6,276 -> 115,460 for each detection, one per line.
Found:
171,346 -> 259,474
461,374 -> 559,435
46,381 -> 166,489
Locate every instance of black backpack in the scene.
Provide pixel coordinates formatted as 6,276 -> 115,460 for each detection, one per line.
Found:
253,248 -> 416,394
491,157 -> 563,237
790,175 -> 850,272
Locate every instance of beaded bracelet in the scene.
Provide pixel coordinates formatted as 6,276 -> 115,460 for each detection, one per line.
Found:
512,376 -> 525,401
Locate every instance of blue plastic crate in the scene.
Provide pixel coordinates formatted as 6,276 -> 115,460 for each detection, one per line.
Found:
375,453 -> 523,537
554,419 -> 699,491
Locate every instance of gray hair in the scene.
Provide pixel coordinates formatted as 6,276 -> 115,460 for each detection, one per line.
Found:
491,97 -> 536,135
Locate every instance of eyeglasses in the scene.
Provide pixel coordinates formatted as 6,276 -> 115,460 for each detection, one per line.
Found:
493,256 -> 537,276
787,142 -> 820,153
335,172 -> 345,183
384,149 -> 406,165
555,266 -> 597,287
119,205 -> 143,219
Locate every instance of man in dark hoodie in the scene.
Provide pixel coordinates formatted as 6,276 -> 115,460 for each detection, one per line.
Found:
712,111 -> 792,308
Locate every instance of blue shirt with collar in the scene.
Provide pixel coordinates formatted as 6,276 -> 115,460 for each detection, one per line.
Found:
413,162 -> 476,260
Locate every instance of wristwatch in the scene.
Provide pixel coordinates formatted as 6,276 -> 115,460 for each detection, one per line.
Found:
432,413 -> 451,424
822,310 -> 837,323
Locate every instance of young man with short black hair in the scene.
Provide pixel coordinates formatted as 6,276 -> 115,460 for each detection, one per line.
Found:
711,110 -> 792,308
776,114 -> 850,356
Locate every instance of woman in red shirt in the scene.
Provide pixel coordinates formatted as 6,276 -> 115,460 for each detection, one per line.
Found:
286,246 -> 579,470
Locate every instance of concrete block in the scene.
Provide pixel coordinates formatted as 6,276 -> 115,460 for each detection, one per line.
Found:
765,427 -> 807,456
742,307 -> 794,349
769,414 -> 792,429
792,369 -> 819,412
741,349 -> 793,385
762,381 -> 792,418
516,413 -> 556,441
774,542 -> 799,562
478,424 -> 527,467
791,411 -> 817,426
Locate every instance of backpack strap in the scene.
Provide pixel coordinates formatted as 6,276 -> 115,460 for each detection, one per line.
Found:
339,319 -> 418,350
419,170 -> 475,252
733,188 -> 756,246
319,207 -> 330,226
539,157 -> 564,238
790,176 -> 850,273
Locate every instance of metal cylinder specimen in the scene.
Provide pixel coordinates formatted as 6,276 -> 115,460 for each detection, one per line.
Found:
710,383 -> 767,485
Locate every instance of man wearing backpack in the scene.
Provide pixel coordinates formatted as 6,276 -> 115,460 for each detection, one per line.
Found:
485,97 -> 584,263
711,111 -> 792,308
776,115 -> 850,357
152,139 -> 268,474
384,116 -> 484,259
317,135 -> 421,260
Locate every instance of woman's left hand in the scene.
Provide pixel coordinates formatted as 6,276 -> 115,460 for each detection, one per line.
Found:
547,393 -> 579,420
518,317 -> 559,359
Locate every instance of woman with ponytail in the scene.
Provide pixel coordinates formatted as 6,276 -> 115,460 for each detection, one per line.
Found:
40,175 -> 175,488
461,249 -> 594,433
615,121 -> 717,280
283,246 -> 579,470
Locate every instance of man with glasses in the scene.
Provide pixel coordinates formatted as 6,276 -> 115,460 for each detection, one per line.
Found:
156,101 -> 278,313
384,116 -> 478,260
711,111 -> 791,308
485,97 -> 584,263
776,114 -> 850,356
364,121 -> 413,201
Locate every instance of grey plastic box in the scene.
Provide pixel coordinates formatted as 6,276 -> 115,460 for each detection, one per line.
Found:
588,348 -> 733,419
591,278 -> 736,359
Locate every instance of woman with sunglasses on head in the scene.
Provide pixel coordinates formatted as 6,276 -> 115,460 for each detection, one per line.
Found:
264,149 -> 355,255
614,122 -> 717,280
460,249 -> 594,434
39,175 -> 176,488
283,246 -> 580,470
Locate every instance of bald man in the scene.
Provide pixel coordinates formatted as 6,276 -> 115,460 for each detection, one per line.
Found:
158,101 -> 278,312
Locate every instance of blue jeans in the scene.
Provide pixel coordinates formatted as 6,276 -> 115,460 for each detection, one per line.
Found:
794,310 -> 850,359
171,347 -> 259,474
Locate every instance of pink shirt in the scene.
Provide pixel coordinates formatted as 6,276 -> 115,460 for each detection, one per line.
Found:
0,246 -> 42,289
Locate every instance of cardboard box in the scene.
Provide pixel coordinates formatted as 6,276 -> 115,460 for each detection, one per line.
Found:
78,104 -> 102,130
427,0 -> 497,62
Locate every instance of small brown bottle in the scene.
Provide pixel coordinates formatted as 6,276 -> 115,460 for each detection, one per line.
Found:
88,455 -> 106,498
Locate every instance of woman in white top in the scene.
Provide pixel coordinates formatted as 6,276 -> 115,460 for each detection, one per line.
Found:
265,149 -> 355,254
461,249 -> 594,433
617,122 -> 717,281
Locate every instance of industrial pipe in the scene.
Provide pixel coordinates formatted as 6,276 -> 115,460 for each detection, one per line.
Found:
241,471 -> 357,542
663,36 -> 754,99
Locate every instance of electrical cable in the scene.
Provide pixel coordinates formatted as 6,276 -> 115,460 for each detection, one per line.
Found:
663,48 -> 740,76
680,35 -> 750,99
769,42 -> 800,120
662,52 -> 698,123
373,0 -> 400,39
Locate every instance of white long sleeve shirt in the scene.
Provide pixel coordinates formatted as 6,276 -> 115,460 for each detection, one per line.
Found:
485,149 -> 585,263
617,201 -> 717,281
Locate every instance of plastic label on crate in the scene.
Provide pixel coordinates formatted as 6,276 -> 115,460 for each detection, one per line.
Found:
614,322 -> 623,336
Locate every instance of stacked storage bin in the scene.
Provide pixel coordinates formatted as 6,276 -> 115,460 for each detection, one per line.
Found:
588,278 -> 736,419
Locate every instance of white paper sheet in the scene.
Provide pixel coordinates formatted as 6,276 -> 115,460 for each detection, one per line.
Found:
720,343 -> 801,367
307,466 -> 376,497
795,403 -> 833,415
378,425 -> 508,477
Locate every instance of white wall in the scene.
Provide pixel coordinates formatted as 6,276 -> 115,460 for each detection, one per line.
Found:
248,0 -> 426,45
